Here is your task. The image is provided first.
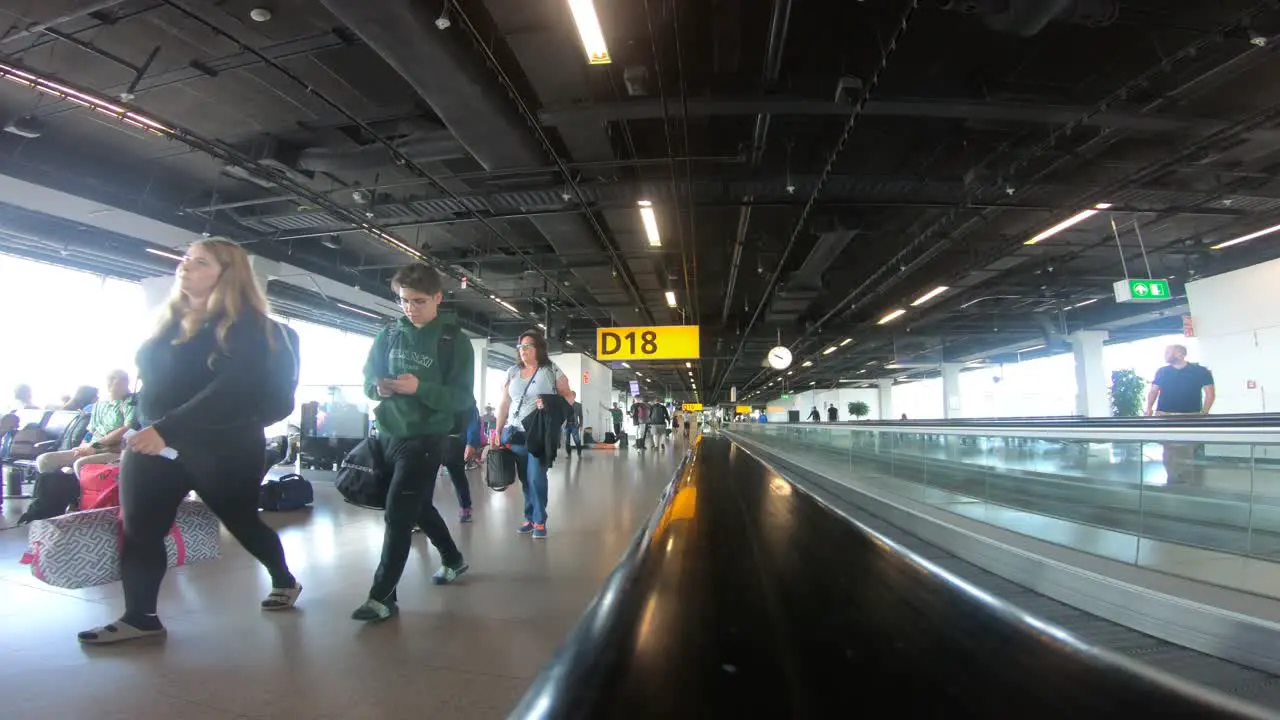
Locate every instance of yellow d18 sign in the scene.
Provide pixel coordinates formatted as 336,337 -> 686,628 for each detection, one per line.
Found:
596,325 -> 700,361
682,403 -> 703,412
735,405 -> 752,414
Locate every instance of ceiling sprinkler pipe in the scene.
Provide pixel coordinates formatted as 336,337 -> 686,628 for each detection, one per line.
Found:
934,0 -> 1116,36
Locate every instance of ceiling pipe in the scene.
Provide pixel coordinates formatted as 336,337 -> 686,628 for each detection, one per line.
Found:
713,1 -> 917,403
721,0 -> 791,327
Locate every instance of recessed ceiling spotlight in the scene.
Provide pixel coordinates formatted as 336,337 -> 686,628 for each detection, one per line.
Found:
249,8 -> 272,22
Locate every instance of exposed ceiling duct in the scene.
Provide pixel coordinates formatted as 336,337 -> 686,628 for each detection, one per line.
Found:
296,130 -> 467,174
765,229 -> 858,324
934,0 -> 1118,37
319,0 -> 648,322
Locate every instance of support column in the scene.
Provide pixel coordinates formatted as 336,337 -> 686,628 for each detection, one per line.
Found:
1069,330 -> 1110,417
470,337 -> 490,409
877,378 -> 895,420
941,363 -> 965,419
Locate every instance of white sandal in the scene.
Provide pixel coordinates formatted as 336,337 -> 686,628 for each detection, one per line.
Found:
78,621 -> 166,645
261,583 -> 302,611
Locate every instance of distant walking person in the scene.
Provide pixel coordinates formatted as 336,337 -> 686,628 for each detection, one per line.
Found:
492,330 -> 575,539
808,406 -> 820,422
1146,344 -> 1215,485
78,238 -> 300,645
441,407 -> 483,523
827,404 -> 838,422
353,264 -> 472,623
609,403 -> 623,436
564,400 -> 584,456
1145,344 -> 1215,417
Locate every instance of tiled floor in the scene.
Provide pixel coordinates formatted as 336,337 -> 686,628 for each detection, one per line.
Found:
0,442 -> 684,719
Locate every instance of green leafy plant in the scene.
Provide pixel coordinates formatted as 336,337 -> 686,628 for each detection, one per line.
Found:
1109,369 -> 1146,417
847,400 -> 870,420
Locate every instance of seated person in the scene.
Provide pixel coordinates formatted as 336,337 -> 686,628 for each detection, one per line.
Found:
35,370 -> 135,478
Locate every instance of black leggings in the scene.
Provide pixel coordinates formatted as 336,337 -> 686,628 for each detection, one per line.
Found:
370,436 -> 462,603
118,431 -> 293,620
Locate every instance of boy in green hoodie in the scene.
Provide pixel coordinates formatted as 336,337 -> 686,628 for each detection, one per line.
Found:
352,264 -> 474,623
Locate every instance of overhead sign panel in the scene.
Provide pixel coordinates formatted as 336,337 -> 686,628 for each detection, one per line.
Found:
596,325 -> 700,361
683,403 -> 703,412
1113,278 -> 1170,303
735,405 -> 752,414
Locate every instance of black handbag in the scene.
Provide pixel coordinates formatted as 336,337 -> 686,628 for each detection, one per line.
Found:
484,446 -> 518,492
335,436 -> 388,509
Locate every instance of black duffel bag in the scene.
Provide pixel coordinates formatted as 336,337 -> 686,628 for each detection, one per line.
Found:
484,446 -> 517,492
335,436 -> 388,509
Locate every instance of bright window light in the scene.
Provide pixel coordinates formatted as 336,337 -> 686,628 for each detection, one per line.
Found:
566,0 -> 612,65
145,247 -> 183,261
877,309 -> 906,325
639,202 -> 661,246
1211,222 -> 1280,250
1023,203 -> 1112,246
665,290 -> 677,307
910,286 -> 949,306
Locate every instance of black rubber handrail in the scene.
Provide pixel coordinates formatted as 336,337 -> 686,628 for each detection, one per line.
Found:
510,436 -> 1272,719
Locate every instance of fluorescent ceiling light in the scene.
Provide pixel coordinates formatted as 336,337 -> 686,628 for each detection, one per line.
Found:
1023,203 -> 1112,246
822,346 -> 837,355
1068,298 -> 1098,310
685,361 -> 691,368
538,323 -> 547,330
337,302 -> 379,319
622,362 -> 630,368
636,372 -> 643,377
839,338 -> 853,347
877,309 -> 906,325
911,286 -> 949,306
884,363 -> 905,369
801,361 -> 813,367
665,290 -> 677,307
566,0 -> 612,65
566,340 -> 575,346
145,247 -> 183,261
1211,222 -> 1280,250
1019,344 -> 1045,352
638,202 -> 661,246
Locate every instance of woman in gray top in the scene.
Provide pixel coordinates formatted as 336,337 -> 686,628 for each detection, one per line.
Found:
491,330 -> 575,539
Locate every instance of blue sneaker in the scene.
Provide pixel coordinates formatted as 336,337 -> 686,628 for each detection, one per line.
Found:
532,523 -> 547,540
517,522 -> 535,535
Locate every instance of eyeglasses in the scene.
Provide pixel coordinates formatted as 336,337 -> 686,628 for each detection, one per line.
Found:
518,343 -> 537,350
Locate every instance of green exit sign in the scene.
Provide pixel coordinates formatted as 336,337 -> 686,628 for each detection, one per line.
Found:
781,393 -> 792,399
1113,278 -> 1171,303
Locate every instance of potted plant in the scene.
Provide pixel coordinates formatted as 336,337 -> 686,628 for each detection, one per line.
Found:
847,400 -> 870,420
1109,369 -> 1145,417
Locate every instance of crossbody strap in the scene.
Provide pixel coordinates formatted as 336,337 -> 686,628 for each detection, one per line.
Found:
512,366 -> 541,420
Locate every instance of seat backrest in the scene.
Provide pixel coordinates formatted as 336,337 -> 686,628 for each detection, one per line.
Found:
41,410 -> 83,450
14,408 -> 49,431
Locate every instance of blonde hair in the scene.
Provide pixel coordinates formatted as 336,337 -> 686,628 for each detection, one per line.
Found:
154,238 -> 271,364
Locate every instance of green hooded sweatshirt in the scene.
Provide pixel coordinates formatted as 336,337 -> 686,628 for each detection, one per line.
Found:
363,313 -> 475,438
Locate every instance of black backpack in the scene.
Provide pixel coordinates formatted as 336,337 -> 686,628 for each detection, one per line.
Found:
260,322 -> 301,425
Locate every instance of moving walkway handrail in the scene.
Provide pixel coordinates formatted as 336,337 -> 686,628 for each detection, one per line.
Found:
510,436 -> 1272,718
746,419 -> 1280,444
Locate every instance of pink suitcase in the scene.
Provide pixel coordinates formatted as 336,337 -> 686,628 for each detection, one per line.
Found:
20,499 -> 221,589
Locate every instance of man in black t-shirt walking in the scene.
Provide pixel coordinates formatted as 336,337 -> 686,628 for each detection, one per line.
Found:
1145,345 -> 1215,416
1145,344 -> 1215,484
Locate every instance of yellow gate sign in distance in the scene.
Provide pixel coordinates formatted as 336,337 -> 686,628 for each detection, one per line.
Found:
735,405 -> 752,414
682,403 -> 703,412
596,325 -> 700,361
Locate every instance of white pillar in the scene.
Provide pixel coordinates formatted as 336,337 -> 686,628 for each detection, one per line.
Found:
470,337 -> 490,409
941,363 -> 965,419
877,378 -> 895,420
1068,330 -> 1110,417
140,275 -> 173,312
